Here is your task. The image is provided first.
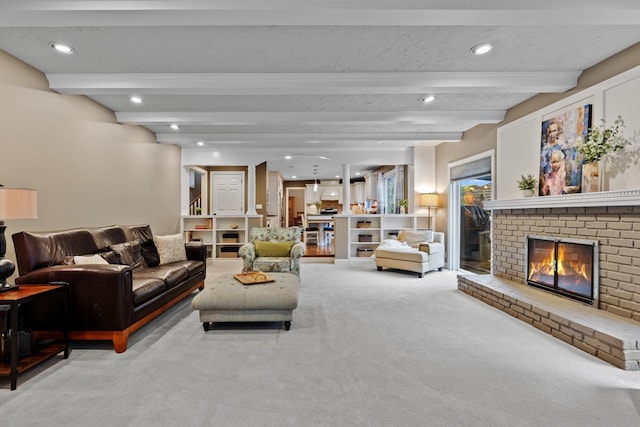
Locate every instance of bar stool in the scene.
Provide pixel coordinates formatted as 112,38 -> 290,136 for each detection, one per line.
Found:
323,225 -> 334,243
301,214 -> 319,245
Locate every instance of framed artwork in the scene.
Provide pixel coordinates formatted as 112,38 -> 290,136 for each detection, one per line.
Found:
539,104 -> 592,196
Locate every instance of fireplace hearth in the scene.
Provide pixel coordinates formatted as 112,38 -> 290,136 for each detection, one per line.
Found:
526,235 -> 599,305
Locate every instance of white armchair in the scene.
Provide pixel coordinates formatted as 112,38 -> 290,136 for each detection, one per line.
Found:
374,230 -> 445,277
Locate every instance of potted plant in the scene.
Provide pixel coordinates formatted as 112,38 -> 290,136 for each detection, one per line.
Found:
517,174 -> 537,197
398,199 -> 408,214
576,115 -> 629,192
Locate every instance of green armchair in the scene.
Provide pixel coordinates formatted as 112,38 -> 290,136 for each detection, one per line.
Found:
238,227 -> 306,277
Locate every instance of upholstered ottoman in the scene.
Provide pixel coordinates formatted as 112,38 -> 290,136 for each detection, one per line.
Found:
191,272 -> 299,331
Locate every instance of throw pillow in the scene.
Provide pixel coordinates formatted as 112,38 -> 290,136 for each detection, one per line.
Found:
255,241 -> 294,257
73,254 -> 109,265
100,250 -> 121,264
108,240 -> 144,271
154,233 -> 187,265
140,239 -> 161,267
398,230 -> 434,249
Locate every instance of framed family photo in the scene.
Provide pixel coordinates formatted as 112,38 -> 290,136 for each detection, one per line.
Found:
539,104 -> 592,196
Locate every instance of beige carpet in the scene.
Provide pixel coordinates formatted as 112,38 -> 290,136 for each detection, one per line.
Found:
1,261 -> 640,426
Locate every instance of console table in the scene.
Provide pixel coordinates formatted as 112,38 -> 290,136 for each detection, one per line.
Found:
0,283 -> 69,390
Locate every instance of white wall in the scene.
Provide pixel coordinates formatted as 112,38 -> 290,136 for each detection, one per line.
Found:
0,50 -> 182,278
497,65 -> 640,200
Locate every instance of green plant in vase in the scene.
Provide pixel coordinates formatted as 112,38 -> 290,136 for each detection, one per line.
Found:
576,115 -> 629,192
398,199 -> 408,214
517,174 -> 537,197
577,116 -> 628,163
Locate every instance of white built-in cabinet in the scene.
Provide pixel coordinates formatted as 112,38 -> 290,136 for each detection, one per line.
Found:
333,214 -> 430,259
351,182 -> 364,203
364,174 -> 379,200
181,214 -> 262,259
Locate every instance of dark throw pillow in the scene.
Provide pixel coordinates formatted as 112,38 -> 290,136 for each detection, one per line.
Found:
140,239 -> 161,267
108,239 -> 144,272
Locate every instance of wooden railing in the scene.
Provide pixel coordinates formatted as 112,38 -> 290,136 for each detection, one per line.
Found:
189,195 -> 202,215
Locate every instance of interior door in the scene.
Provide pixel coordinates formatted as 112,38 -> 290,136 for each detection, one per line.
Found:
211,172 -> 244,215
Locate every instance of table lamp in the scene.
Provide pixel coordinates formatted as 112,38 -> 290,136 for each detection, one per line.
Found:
419,193 -> 439,229
0,186 -> 38,292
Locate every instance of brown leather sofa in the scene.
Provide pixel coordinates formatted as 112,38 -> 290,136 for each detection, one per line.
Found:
12,224 -> 206,353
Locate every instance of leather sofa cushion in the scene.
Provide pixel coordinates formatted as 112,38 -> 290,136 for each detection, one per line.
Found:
170,260 -> 205,277
12,229 -> 100,273
132,277 -> 166,306
90,225 -> 128,251
134,265 -> 189,289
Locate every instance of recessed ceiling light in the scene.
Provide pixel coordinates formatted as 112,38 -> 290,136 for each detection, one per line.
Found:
292,175 -> 297,179
170,124 -> 180,130
285,155 -> 292,160
50,42 -> 75,54
355,172 -> 361,176
129,96 -> 143,104
471,42 -> 493,55
422,95 -> 436,104
197,141 -> 204,146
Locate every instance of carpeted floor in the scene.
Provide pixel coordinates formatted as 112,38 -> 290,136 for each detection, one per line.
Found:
1,262 -> 640,426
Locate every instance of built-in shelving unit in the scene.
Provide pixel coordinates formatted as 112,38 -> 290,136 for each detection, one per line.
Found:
181,215 -> 262,259
334,214 -> 430,259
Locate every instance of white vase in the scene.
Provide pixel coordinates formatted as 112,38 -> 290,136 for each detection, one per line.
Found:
581,161 -> 601,193
522,189 -> 534,197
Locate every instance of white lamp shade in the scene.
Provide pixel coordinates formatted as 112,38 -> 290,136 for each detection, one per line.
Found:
0,188 -> 38,219
419,193 -> 439,208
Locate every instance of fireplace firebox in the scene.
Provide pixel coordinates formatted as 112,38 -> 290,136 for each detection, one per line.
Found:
526,235 -> 599,305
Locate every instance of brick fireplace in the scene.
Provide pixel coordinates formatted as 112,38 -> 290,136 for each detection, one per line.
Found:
458,190 -> 640,369
491,201 -> 640,321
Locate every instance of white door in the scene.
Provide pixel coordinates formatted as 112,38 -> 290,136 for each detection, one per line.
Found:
211,172 -> 244,214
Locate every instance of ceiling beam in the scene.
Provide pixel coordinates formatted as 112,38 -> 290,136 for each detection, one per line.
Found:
2,2 -> 640,26
117,111 -> 505,125
156,132 -> 463,144
48,72 -> 580,95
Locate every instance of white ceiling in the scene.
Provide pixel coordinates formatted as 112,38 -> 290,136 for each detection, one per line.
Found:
1,1 -> 639,181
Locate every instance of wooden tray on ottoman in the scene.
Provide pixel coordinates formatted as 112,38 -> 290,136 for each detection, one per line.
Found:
233,272 -> 275,285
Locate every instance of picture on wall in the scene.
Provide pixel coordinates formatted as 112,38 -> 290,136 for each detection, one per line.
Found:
539,104 -> 592,196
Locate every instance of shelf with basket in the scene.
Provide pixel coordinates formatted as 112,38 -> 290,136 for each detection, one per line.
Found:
335,214 -> 431,260
212,215 -> 262,259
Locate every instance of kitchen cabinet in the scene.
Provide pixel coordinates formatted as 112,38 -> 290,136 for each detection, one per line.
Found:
351,182 -> 364,203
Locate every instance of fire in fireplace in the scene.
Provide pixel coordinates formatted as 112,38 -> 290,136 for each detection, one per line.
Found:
526,235 -> 599,305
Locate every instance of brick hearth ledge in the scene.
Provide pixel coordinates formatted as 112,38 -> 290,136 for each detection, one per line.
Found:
458,274 -> 640,370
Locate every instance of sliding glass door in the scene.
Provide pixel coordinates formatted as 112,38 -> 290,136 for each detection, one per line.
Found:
458,176 -> 492,273
448,152 -> 493,274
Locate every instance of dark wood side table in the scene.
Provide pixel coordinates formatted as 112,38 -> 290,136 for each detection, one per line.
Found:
0,283 -> 69,390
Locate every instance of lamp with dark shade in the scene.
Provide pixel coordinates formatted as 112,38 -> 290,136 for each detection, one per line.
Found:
0,186 -> 38,292
419,193 -> 439,229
